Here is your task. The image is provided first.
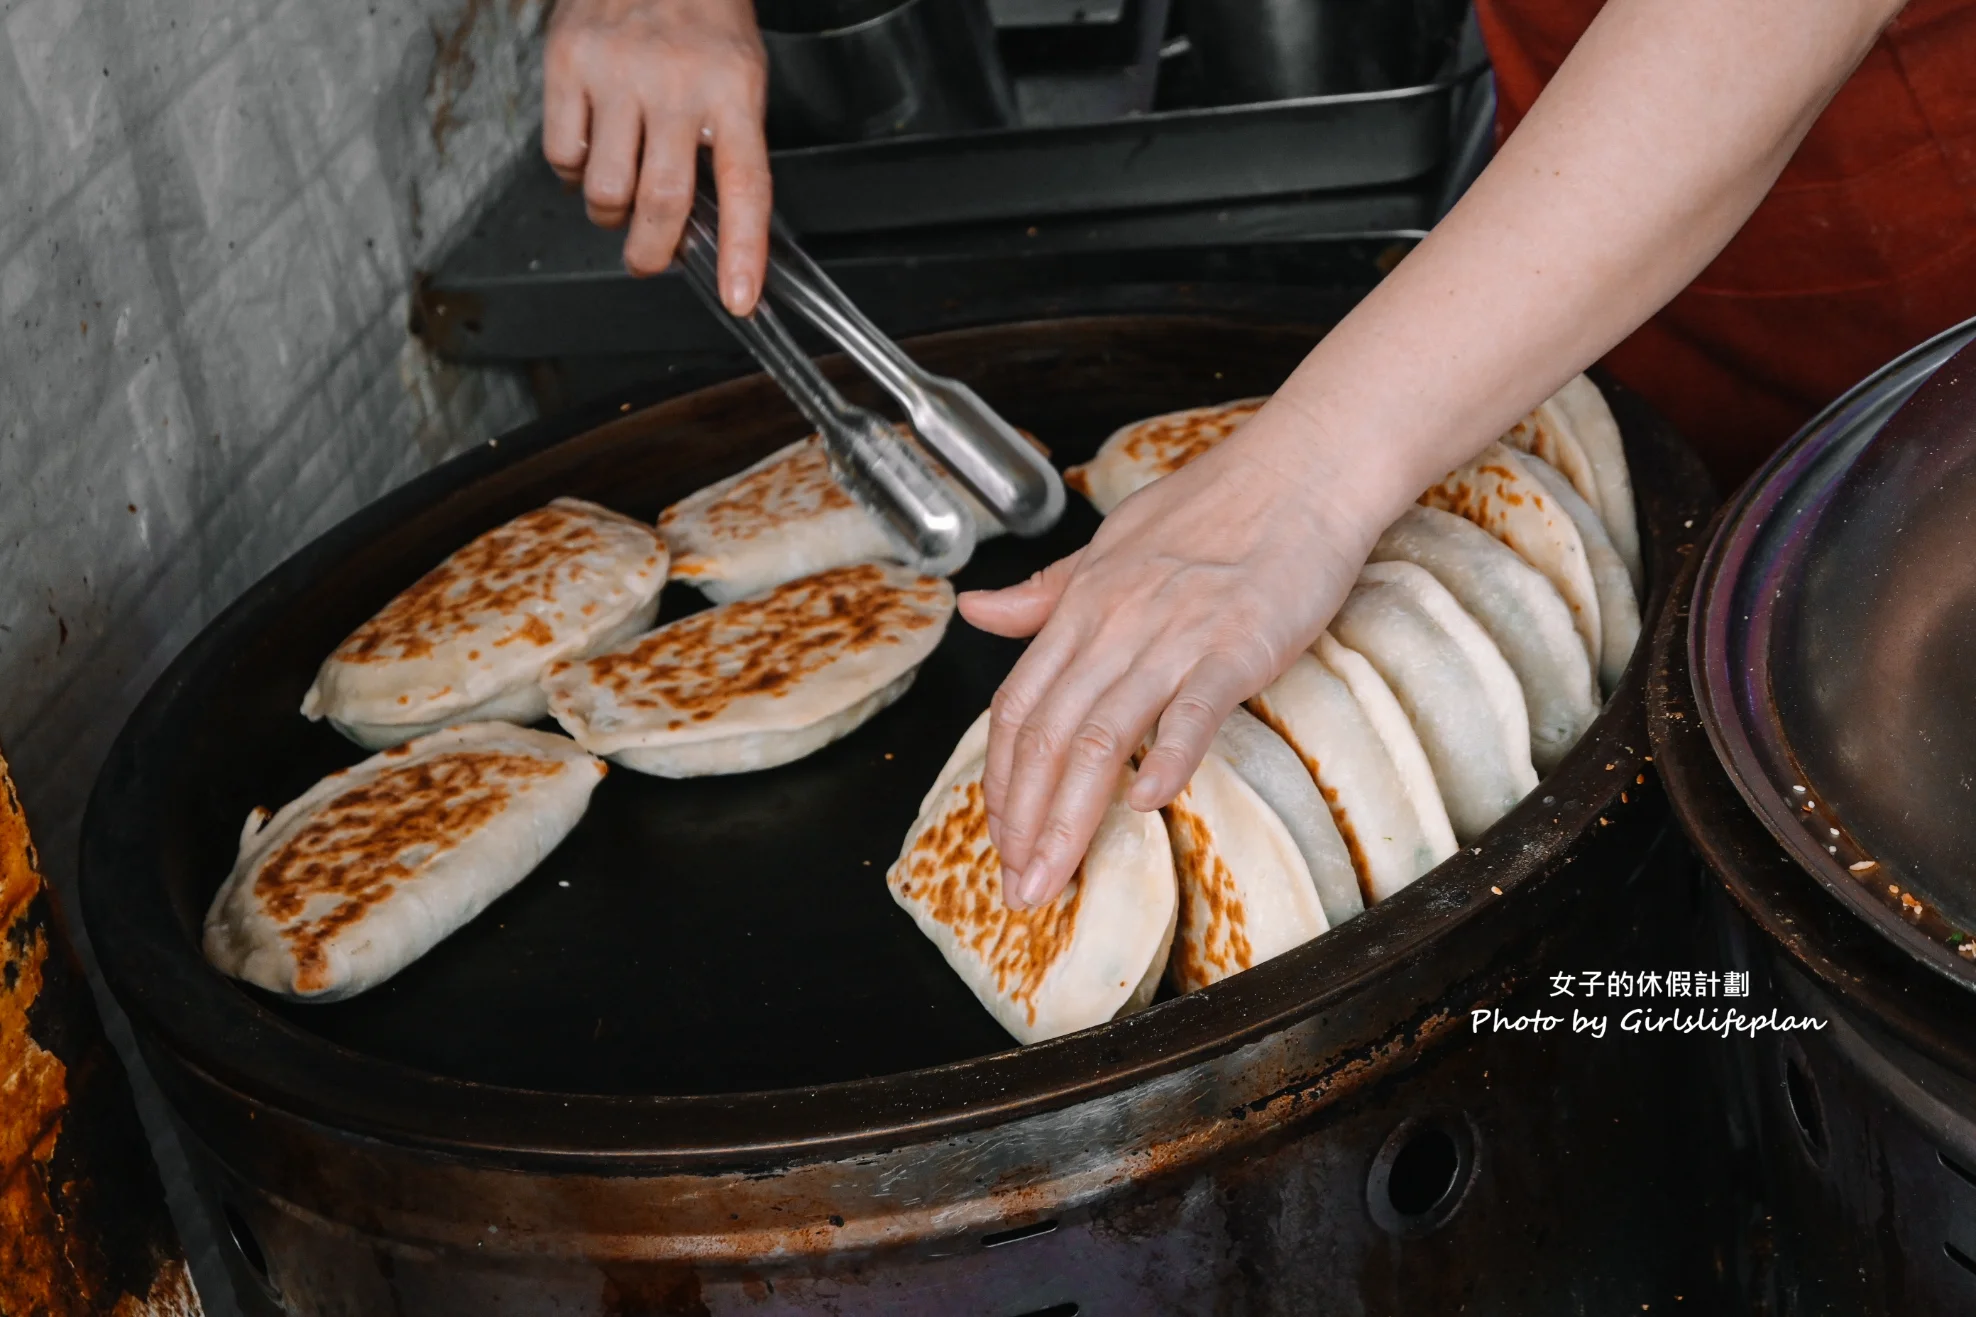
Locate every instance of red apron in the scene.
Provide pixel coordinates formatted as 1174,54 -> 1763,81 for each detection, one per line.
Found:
1476,0 -> 1976,486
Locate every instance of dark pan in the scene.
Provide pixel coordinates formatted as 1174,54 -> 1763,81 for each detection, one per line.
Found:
81,315 -> 1704,1167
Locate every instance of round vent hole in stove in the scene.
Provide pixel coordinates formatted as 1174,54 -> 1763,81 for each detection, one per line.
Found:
1367,1112 -> 1477,1236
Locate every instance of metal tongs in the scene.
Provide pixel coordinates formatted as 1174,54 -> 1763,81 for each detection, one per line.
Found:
674,182 -> 1064,575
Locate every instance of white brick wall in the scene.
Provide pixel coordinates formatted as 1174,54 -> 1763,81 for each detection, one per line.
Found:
0,1 -> 554,1307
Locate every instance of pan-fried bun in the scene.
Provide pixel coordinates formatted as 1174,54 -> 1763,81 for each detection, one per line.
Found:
1421,442 -> 1603,674
302,498 -> 668,750
889,757 -> 1177,1045
1249,649 -> 1453,904
1211,708 -> 1363,927
919,708 -> 991,822
661,434 -> 1002,603
1164,748 -> 1328,994
202,723 -> 605,1001
1519,454 -> 1641,694
1064,399 -> 1266,514
1315,633 -> 1458,881
1548,375 -> 1642,591
1503,399 -> 1604,539
1331,563 -> 1538,844
544,563 -> 954,777
1371,505 -> 1599,772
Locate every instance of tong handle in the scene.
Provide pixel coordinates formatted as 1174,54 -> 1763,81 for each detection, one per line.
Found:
760,218 -> 1065,538
676,197 -> 974,576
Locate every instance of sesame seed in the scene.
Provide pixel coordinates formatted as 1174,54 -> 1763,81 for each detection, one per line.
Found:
1792,784 -> 1807,794
1849,860 -> 1878,873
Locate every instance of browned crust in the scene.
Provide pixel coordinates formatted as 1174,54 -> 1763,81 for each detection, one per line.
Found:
557,564 -> 948,723
332,501 -> 660,666
253,751 -> 565,992
892,779 -> 1083,1029
1163,791 -> 1253,993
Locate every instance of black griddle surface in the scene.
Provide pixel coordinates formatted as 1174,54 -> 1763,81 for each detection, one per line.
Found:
150,320 -> 1323,1098
254,530 -> 1088,1095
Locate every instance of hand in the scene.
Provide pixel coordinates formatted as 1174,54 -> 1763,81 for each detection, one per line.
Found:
542,0 -> 770,312
959,402 -> 1389,910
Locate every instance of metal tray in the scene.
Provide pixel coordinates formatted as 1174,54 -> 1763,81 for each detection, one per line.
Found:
767,63 -> 1481,234
417,217 -> 1420,362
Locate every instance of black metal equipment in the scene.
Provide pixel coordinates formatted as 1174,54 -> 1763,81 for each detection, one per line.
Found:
411,3 -> 1490,388
81,315 -> 1740,1315
1651,314 -> 1976,1314
757,0 -> 1017,147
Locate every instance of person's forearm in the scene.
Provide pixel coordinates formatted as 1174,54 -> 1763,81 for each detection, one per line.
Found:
1261,0 -> 1903,525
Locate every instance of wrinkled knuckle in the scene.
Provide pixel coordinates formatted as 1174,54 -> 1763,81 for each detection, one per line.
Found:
1202,636 -> 1269,680
1014,718 -> 1067,763
989,686 -> 1030,728
1166,690 -> 1220,727
1067,720 -> 1122,766
996,816 -> 1038,856
1037,818 -> 1085,861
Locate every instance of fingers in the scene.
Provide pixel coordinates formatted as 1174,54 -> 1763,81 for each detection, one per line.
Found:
996,637 -> 1274,910
959,552 -> 1080,639
583,97 -> 643,229
1003,675 -> 1160,909
976,553 -> 1085,844
1129,652 -> 1263,810
622,112 -> 702,276
710,105 -> 772,313
542,74 -> 590,184
983,620 -> 1078,856
995,654 -> 1144,897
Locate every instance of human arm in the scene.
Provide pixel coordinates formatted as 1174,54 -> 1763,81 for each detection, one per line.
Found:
541,0 -> 771,313
965,0 -> 1909,908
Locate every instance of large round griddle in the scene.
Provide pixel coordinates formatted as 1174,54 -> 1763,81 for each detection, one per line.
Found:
83,315 -> 1701,1167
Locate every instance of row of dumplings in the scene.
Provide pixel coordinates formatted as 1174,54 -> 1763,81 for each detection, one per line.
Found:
888,375 -> 1642,1044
